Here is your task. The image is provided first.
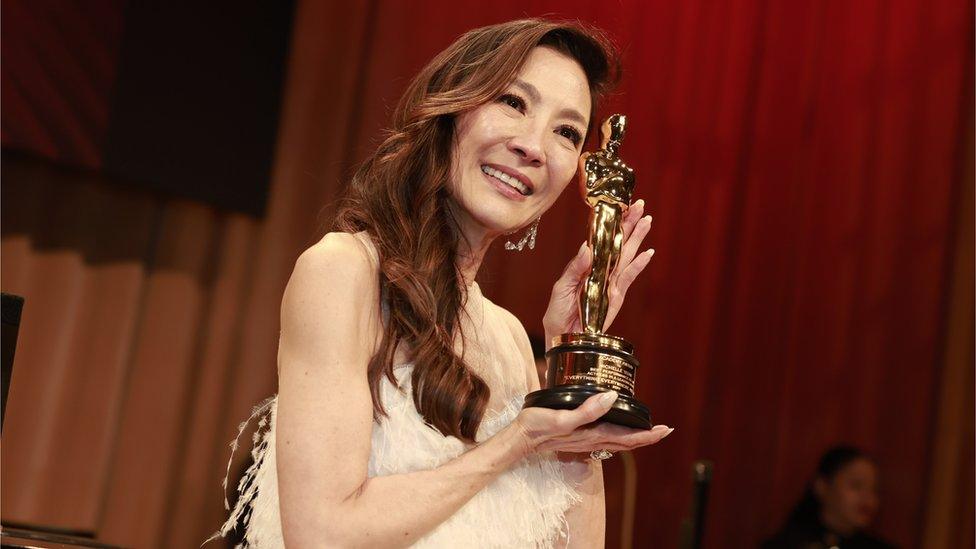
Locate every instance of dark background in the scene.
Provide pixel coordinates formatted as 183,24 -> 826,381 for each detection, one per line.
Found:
1,1 -> 972,548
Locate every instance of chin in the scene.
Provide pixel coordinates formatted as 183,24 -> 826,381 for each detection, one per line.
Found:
845,512 -> 872,530
452,180 -> 536,237
478,215 -> 525,236
469,203 -> 529,234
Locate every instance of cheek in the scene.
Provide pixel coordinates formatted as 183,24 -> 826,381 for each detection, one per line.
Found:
837,486 -> 871,515
458,108 -> 509,152
548,151 -> 581,194
453,121 -> 477,165
451,115 -> 488,190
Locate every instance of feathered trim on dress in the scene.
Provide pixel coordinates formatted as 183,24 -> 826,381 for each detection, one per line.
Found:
206,369 -> 581,548
203,395 -> 276,548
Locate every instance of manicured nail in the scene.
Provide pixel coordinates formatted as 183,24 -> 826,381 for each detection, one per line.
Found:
578,241 -> 587,255
662,427 -> 674,438
600,391 -> 618,405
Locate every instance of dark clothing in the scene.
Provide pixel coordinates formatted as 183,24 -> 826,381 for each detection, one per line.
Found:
761,519 -> 896,549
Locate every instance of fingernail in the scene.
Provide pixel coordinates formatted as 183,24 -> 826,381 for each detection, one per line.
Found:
600,391 -> 618,405
645,248 -> 656,257
663,427 -> 674,438
578,241 -> 587,255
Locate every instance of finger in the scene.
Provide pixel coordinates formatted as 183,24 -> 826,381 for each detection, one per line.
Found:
553,242 -> 592,296
565,390 -> 617,429
619,215 -> 652,270
601,302 -> 620,333
540,425 -> 672,453
596,424 -> 673,450
614,248 -> 654,295
591,422 -> 665,439
620,199 -> 645,243
600,249 -> 652,332
611,424 -> 671,444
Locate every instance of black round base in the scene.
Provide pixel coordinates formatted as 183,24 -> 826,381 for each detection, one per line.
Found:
523,385 -> 651,429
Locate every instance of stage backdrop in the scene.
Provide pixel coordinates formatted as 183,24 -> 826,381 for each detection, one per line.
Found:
1,1 -> 972,548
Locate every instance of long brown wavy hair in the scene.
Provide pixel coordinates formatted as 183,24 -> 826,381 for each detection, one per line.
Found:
334,18 -> 619,442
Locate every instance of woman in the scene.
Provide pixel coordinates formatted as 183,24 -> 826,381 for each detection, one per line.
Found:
762,446 -> 895,549
212,18 -> 672,548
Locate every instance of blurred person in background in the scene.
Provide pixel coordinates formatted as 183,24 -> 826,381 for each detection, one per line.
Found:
762,445 -> 895,549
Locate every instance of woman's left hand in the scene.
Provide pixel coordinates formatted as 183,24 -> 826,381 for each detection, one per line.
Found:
542,199 -> 654,345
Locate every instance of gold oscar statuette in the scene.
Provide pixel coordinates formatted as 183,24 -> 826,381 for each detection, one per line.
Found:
523,114 -> 651,429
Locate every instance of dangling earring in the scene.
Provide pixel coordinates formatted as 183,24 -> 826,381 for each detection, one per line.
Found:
504,217 -> 540,251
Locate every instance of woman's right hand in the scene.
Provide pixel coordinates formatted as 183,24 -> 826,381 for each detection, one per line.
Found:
513,391 -> 673,454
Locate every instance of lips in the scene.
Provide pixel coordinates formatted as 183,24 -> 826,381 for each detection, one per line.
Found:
481,164 -> 534,196
481,167 -> 528,201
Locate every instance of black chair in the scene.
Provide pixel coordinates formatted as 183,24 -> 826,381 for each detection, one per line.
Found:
1,292 -> 24,432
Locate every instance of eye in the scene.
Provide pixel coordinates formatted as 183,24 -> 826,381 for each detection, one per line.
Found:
498,93 -> 526,112
557,125 -> 583,146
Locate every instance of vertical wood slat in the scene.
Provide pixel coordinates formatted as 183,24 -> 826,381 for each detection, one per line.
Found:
164,215 -> 257,548
56,261 -> 148,528
96,201 -> 219,547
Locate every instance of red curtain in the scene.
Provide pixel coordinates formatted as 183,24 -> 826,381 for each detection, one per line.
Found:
1,1 -> 971,547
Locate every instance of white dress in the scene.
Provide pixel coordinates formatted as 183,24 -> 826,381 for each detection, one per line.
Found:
209,233 -> 580,548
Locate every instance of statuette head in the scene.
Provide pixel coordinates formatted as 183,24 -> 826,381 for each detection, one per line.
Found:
601,114 -> 627,156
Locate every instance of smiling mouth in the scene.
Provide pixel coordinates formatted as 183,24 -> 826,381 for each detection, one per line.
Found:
481,165 -> 532,196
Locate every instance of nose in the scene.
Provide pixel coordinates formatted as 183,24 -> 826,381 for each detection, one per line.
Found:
507,121 -> 546,166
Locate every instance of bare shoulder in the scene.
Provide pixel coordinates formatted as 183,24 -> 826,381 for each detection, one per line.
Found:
279,232 -> 381,371
295,231 -> 377,281
286,232 -> 379,303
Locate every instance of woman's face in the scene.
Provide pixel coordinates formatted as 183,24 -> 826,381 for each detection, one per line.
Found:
815,458 -> 880,533
449,46 -> 592,240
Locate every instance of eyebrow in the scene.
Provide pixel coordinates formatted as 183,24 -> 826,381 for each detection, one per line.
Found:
513,79 -> 588,127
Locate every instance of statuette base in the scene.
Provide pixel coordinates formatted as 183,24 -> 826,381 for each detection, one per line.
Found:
524,385 -> 651,429
523,332 -> 651,429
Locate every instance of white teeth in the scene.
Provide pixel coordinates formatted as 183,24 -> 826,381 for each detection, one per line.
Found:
481,165 -> 530,196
